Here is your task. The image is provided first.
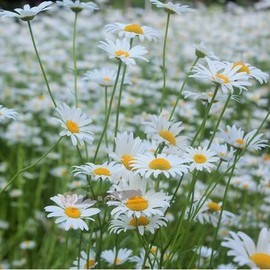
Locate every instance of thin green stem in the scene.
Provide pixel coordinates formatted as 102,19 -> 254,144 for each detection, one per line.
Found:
160,12 -> 171,113
73,12 -> 79,107
63,231 -> 69,268
169,57 -> 199,121
104,86 -> 108,148
190,84 -> 219,146
77,231 -> 83,269
27,21 -> 57,108
207,94 -> 232,148
93,61 -> 122,162
1,138 -> 62,193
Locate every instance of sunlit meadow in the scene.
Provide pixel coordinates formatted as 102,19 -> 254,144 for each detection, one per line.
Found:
0,0 -> 270,269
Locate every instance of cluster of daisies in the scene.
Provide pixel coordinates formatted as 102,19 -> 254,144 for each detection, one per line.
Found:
0,0 -> 270,269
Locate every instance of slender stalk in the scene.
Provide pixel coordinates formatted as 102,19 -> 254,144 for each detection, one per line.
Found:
113,64 -> 127,151
169,57 -> 199,121
77,231 -> 83,269
160,12 -> 171,113
190,84 -> 219,146
104,86 -> 108,148
93,61 -> 122,162
63,231 -> 70,268
1,137 -> 62,192
209,152 -> 239,267
207,94 -> 231,148
73,12 -> 79,107
27,21 -> 57,108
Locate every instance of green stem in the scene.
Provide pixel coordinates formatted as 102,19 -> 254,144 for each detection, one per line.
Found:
93,61 -> 122,162
27,21 -> 57,108
160,12 -> 171,113
169,57 -> 199,121
77,231 -> 83,269
73,12 -> 79,107
113,64 -> 127,151
207,94 -> 231,148
104,86 -> 108,148
63,231 -> 69,268
190,84 -> 219,146
1,137 -> 62,193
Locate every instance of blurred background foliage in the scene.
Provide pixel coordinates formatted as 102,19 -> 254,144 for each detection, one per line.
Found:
0,0 -> 261,10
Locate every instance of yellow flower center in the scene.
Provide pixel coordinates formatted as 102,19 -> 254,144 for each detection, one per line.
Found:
38,95 -> 45,100
121,154 -> 134,170
263,154 -> 270,161
233,61 -> 250,74
151,247 -> 158,255
61,169 -> 68,176
83,259 -> 95,269
115,50 -> 130,58
208,92 -> 214,97
66,120 -> 79,133
207,202 -> 221,212
92,167 -> 111,176
64,207 -> 81,218
235,138 -> 245,145
250,253 -> 270,269
124,23 -> 144,34
129,216 -> 150,227
0,112 -> 2,116
126,196 -> 149,211
115,258 -> 122,265
215,73 -> 230,84
242,183 -> 249,190
149,158 -> 171,170
193,154 -> 207,164
159,130 -> 176,145
103,76 -> 111,82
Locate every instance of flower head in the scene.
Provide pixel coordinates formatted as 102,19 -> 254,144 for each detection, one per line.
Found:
55,103 -> 94,146
101,248 -> 132,266
71,250 -> 96,269
0,1 -> 52,21
56,0 -> 98,13
0,105 -> 18,122
150,0 -> 194,15
105,22 -> 160,42
98,38 -> 148,66
44,193 -> 100,231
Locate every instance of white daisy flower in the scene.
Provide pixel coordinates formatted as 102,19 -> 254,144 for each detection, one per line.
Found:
184,146 -> 219,172
56,0 -> 98,13
0,1 -> 52,21
71,250 -> 96,269
0,105 -> 18,122
55,103 -> 94,146
72,161 -> 121,181
150,0 -> 194,15
188,199 -> 235,227
193,42 -> 219,60
221,227 -> 270,269
218,125 -> 268,151
98,38 -> 148,66
101,248 -> 132,266
131,153 -> 188,179
104,22 -> 160,42
107,188 -> 171,219
231,61 -> 269,84
191,58 -> 251,94
210,143 -> 235,162
84,68 -> 117,87
143,114 -> 189,150
44,193 -> 100,231
19,240 -> 36,250
109,213 -> 167,235
109,132 -> 146,171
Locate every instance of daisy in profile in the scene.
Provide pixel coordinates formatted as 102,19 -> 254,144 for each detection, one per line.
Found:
230,61 -> 269,84
55,103 -> 94,146
143,114 -> 189,150
189,199 -> 235,227
109,132 -> 146,171
104,22 -> 160,42
0,105 -> 18,122
218,125 -> 268,151
71,250 -> 96,269
72,161 -> 121,181
131,153 -> 188,179
44,193 -> 100,231
56,0 -> 98,13
191,58 -> 251,94
107,187 -> 171,219
150,0 -> 194,15
211,143 -> 235,162
19,240 -> 36,250
0,1 -> 52,21
101,248 -> 132,266
84,68 -> 117,87
98,38 -> 148,66
109,213 -> 167,235
221,227 -> 270,269
193,42 -> 219,60
184,146 -> 219,172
